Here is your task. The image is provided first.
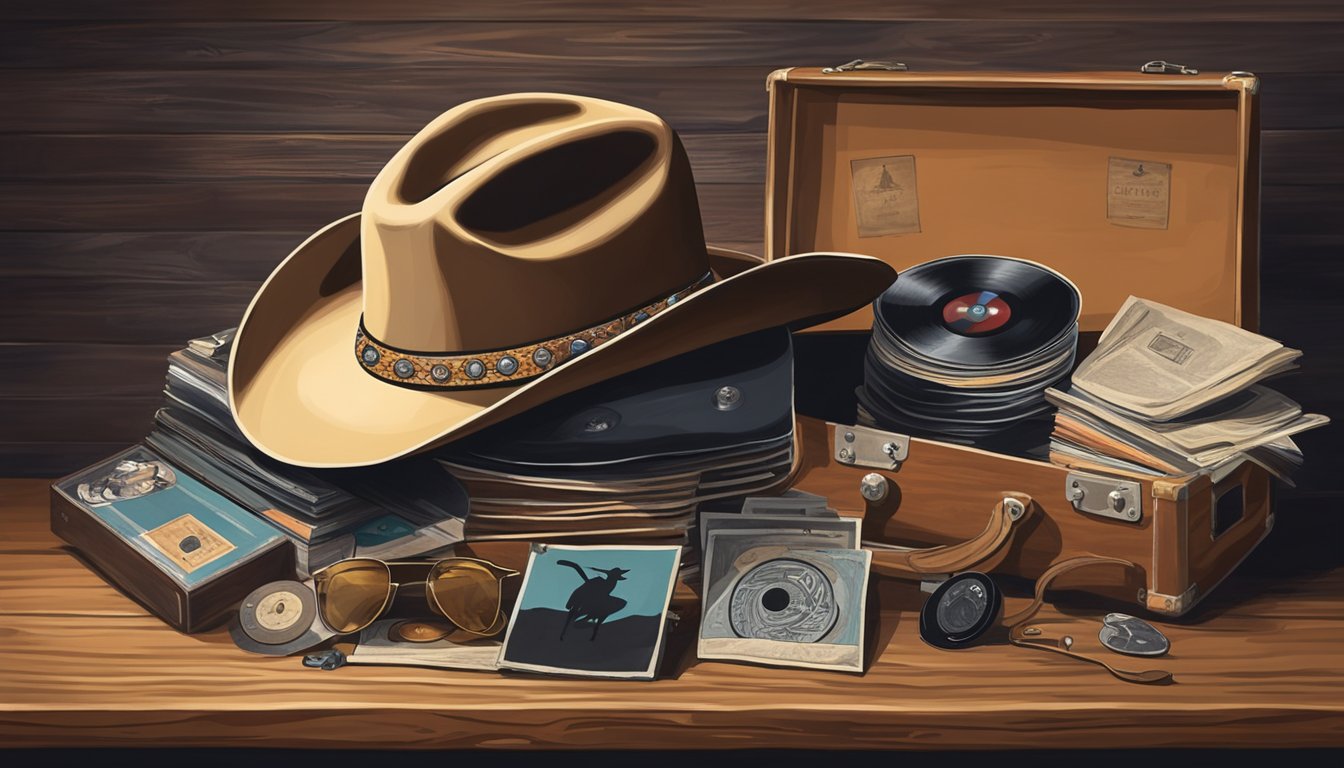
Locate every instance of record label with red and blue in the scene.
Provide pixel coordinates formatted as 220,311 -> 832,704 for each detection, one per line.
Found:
943,291 -> 1012,335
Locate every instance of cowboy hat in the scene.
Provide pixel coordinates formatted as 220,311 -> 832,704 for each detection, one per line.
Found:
228,93 -> 895,467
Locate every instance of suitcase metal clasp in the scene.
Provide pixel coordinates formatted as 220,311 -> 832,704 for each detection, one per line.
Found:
1066,471 -> 1143,523
835,424 -> 909,469
822,59 -> 909,74
1140,60 -> 1199,75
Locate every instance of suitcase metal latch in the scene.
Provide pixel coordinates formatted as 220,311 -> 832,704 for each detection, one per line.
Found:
836,424 -> 909,470
1066,471 -> 1142,523
1140,60 -> 1199,75
822,59 -> 908,73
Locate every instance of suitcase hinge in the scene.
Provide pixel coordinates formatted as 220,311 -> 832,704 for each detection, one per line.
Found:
835,424 -> 909,470
822,59 -> 908,74
1066,471 -> 1143,523
1140,60 -> 1199,75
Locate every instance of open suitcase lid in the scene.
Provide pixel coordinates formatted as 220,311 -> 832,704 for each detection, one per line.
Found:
764,64 -> 1260,333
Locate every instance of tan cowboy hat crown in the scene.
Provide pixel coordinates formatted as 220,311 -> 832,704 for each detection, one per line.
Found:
229,93 -> 895,467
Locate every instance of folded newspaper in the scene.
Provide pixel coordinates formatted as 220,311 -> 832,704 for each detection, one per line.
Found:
1048,297 -> 1328,479
1071,296 -> 1302,422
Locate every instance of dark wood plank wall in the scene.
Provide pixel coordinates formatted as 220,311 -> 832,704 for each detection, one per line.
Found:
0,2 -> 1340,499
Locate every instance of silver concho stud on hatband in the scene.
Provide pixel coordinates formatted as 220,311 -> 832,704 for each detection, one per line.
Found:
532,347 -> 553,368
570,339 -> 590,355
464,360 -> 486,380
496,356 -> 519,376
361,346 -> 380,366
430,364 -> 451,383
393,359 -> 415,379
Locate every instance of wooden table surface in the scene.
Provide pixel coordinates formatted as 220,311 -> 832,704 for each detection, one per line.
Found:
2,477 -> 1342,750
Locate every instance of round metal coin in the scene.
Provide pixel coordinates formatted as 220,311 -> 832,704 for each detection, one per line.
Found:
1098,612 -> 1170,657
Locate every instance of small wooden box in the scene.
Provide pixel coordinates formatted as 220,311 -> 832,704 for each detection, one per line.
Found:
50,445 -> 294,633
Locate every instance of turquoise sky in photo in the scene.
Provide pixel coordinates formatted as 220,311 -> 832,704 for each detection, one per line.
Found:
517,546 -> 680,621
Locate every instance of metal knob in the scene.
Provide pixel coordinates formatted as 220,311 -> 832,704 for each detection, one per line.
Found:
859,473 -> 888,502
1108,490 -> 1127,513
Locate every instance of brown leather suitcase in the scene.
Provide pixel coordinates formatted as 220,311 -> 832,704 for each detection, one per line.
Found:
767,62 -> 1271,616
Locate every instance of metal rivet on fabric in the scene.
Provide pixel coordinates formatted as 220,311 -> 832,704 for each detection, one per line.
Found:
714,385 -> 742,411
570,339 -> 590,355
393,359 -> 415,378
585,416 -> 614,433
633,311 -> 650,323
666,294 -> 679,305
496,356 -> 519,376
532,347 -> 553,368
464,360 -> 486,379
430,364 -> 451,382
361,346 -> 380,366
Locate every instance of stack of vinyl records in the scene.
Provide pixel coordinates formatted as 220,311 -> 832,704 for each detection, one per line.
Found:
146,330 -> 468,575
857,255 -> 1082,457
437,327 -> 798,577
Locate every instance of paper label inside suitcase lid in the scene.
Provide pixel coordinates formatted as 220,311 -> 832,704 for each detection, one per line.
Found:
767,68 -> 1270,616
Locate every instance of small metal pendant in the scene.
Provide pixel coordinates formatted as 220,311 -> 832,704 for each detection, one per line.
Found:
1098,613 -> 1170,657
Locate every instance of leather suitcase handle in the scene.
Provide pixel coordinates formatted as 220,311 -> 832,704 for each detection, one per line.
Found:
863,491 -> 1034,578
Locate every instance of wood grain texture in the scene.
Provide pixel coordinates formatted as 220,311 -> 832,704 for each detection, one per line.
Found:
2,130 -> 1337,186
5,1 -> 1344,22
1,69 -> 1341,134
2,20 -> 1342,72
0,132 -> 766,185
0,479 -> 1342,749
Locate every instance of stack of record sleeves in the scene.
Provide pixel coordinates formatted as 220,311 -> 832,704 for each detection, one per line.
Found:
857,255 -> 1082,457
437,327 -> 798,578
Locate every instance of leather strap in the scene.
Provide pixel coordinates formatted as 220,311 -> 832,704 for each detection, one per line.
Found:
862,491 -> 1034,578
1003,556 -> 1174,685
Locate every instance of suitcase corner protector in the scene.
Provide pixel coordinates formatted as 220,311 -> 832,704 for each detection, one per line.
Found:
1146,583 -> 1199,616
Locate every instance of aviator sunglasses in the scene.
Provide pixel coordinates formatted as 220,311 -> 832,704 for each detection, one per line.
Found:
312,556 -> 519,637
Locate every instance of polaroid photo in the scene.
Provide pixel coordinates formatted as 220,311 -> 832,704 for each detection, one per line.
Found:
498,543 -> 681,680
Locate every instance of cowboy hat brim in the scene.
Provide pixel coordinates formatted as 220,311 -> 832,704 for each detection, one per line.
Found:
228,213 -> 896,468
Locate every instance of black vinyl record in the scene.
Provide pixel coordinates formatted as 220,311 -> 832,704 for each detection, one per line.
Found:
858,255 -> 1081,456
874,255 -> 1080,368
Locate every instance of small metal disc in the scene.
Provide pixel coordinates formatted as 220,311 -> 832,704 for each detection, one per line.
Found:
393,359 -> 415,378
464,359 -> 486,379
496,356 -> 519,376
430,364 -> 451,382
361,346 -> 380,365
570,338 -> 590,355
714,385 -> 742,411
633,311 -> 650,323
532,347 -> 553,368
1098,613 -> 1170,657
389,619 -> 455,644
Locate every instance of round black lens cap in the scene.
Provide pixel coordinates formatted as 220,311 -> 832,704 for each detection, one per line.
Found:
920,571 -> 1002,650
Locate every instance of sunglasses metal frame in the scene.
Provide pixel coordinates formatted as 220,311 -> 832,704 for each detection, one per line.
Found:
311,556 -> 520,637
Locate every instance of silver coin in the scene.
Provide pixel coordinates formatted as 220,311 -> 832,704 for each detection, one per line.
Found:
729,558 -> 839,643
1098,612 -> 1170,657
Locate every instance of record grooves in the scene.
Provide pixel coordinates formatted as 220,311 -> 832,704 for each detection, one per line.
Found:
858,255 -> 1081,455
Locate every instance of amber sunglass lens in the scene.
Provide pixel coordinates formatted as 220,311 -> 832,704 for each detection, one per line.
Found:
315,560 -> 391,634
429,561 -> 502,634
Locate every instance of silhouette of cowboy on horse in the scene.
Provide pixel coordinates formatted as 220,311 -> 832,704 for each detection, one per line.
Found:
557,559 -> 629,641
